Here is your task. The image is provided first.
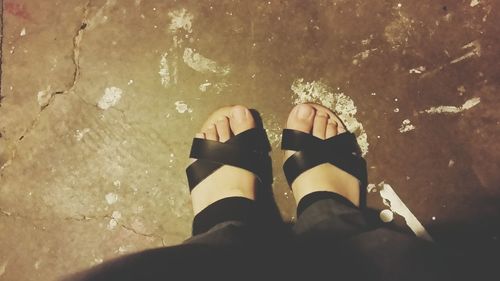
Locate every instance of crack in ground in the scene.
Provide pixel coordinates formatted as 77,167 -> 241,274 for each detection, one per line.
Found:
0,1 -> 92,175
0,207 -> 50,232
1,209 -> 166,245
34,1 -> 90,110
0,207 -> 31,220
64,214 -> 166,245
0,1 -> 166,247
28,0 -> 91,117
71,214 -> 167,246
118,223 -> 167,246
0,0 -> 130,174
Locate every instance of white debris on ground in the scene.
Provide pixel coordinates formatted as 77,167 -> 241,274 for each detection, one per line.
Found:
74,128 -> 91,141
399,119 -> 416,133
450,40 -> 481,64
105,192 -> 118,205
409,66 -> 426,74
159,52 -> 171,87
168,8 -> 194,33
107,211 -> 122,230
470,0 -> 480,7
380,209 -> 394,223
199,82 -> 212,92
421,97 -> 480,114
37,89 -> 52,108
263,114 -> 282,148
377,182 -> 433,241
182,48 -> 230,75
174,101 -> 192,113
97,87 -> 123,110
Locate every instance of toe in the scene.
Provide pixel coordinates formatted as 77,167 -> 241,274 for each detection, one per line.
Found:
190,133 -> 206,163
326,113 -> 347,134
337,122 -> 347,134
205,124 -> 218,141
215,117 -> 231,142
307,103 -> 348,134
229,105 -> 256,135
325,120 -> 338,138
312,111 -> 328,140
286,104 -> 315,133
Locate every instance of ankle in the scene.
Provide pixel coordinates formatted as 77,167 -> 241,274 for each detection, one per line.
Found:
291,165 -> 360,207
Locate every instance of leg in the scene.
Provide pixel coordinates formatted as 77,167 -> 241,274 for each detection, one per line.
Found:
283,104 -> 460,280
184,196 -> 258,246
283,103 -> 369,237
184,105 -> 261,246
63,106 -> 267,280
293,191 -> 459,281
293,191 -> 372,238
64,197 -> 261,281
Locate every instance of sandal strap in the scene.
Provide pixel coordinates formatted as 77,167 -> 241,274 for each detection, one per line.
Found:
281,129 -> 367,187
186,128 -> 270,191
281,129 -> 359,155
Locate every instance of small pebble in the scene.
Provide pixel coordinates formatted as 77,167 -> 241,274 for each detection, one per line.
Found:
380,209 -> 394,223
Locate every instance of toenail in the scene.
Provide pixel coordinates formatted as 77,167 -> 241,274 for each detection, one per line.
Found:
316,112 -> 328,117
296,105 -> 314,119
231,106 -> 247,122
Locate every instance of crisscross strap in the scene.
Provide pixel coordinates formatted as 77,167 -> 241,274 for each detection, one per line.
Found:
281,129 -> 367,187
186,128 -> 270,191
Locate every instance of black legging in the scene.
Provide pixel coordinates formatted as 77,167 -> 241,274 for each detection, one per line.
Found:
63,191 -> 464,281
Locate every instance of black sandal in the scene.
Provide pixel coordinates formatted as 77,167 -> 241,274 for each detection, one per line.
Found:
186,126 -> 271,235
281,127 -> 368,206
186,127 -> 271,191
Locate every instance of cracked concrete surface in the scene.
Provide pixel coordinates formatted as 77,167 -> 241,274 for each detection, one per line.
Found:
1,0 -> 500,280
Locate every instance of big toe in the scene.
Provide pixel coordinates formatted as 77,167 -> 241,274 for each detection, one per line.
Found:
286,104 -> 315,133
229,105 -> 256,135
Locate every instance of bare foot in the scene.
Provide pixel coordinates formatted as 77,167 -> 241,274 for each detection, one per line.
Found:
284,104 -> 361,206
190,105 -> 257,215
